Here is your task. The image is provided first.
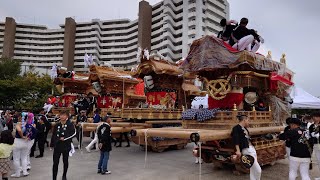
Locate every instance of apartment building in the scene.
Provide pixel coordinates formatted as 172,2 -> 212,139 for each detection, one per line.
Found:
0,0 -> 229,72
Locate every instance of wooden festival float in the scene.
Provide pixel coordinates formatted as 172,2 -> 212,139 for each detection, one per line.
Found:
131,35 -> 294,172
128,53 -> 206,152
53,72 -> 93,116
52,65 -> 149,137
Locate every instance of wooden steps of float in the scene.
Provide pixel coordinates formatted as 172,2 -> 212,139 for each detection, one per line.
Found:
132,126 -> 284,142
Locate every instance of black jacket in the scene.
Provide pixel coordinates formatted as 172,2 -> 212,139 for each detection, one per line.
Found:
232,25 -> 260,42
36,123 -> 46,139
281,127 -> 312,158
279,126 -> 291,147
231,124 -> 250,151
309,124 -> 319,144
76,115 -> 87,125
97,123 -> 112,152
52,120 -> 76,152
217,24 -> 238,45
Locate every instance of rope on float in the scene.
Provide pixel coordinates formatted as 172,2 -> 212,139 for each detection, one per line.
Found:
144,129 -> 149,168
198,139 -> 202,180
81,122 -> 83,152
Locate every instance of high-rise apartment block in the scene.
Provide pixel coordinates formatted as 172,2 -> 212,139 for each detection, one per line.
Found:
0,0 -> 229,73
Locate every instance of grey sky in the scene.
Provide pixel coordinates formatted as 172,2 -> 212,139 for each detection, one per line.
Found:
0,0 -> 319,96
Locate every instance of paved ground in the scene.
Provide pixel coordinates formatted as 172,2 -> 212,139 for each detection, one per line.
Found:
14,137 -> 320,180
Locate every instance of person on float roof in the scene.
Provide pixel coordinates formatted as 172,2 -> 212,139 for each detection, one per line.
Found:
231,17 -> 263,52
217,18 -> 238,45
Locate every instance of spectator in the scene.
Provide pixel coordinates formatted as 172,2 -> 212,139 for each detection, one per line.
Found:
11,112 -> 36,178
52,110 -> 76,180
85,109 -> 102,152
0,130 -> 14,180
93,109 -> 102,123
97,115 -> 112,175
30,116 -> 47,158
76,110 -> 87,149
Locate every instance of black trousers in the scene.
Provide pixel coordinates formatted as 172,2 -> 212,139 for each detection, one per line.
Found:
118,132 -> 130,146
52,149 -> 69,180
31,136 -> 45,156
76,127 -> 82,148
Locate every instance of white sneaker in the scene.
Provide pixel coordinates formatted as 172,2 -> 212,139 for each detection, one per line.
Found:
11,173 -> 21,178
85,146 -> 91,153
23,172 -> 30,176
27,165 -> 31,170
195,159 -> 199,164
101,170 -> 111,175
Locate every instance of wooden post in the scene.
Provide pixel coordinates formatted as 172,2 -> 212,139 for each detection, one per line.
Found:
169,109 -> 173,119
177,109 -> 182,119
148,107 -> 153,119
159,109 -> 164,119
232,104 -> 238,122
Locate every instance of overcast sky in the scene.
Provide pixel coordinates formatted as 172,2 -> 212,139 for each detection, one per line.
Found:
0,0 -> 319,96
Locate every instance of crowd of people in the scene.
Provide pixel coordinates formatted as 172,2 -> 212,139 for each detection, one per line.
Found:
231,112 -> 320,180
2,105 -> 320,180
0,107 -> 132,179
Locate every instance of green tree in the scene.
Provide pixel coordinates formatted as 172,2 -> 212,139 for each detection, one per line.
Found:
0,58 -> 54,110
0,58 -> 21,80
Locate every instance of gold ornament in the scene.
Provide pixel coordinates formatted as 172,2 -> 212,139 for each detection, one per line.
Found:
203,75 -> 232,100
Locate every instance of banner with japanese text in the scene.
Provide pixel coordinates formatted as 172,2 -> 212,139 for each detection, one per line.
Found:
97,96 -> 123,108
146,92 -> 176,108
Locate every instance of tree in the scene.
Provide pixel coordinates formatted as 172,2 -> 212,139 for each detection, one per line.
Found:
0,58 -> 54,110
14,72 -> 54,110
0,58 -> 21,80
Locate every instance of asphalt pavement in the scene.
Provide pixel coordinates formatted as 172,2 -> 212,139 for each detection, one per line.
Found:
15,137 -> 320,180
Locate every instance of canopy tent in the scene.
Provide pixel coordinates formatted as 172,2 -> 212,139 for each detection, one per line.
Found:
290,86 -> 320,109
191,94 -> 209,109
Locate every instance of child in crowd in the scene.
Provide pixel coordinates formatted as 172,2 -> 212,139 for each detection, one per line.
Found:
0,130 -> 15,180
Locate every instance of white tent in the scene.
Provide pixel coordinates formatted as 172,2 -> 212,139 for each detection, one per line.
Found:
191,94 -> 209,109
290,86 -> 320,109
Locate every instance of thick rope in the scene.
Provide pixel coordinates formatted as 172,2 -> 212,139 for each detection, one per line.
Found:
203,71 -> 269,100
198,141 -> 202,180
203,75 -> 232,100
144,129 -> 149,168
81,122 -> 83,152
